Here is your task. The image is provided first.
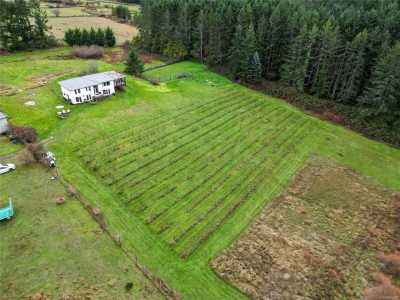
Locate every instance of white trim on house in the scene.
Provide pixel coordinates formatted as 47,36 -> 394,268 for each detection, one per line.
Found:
0,112 -> 9,134
58,71 -> 126,105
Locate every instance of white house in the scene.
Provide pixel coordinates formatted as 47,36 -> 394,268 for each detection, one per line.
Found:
0,112 -> 9,134
58,71 -> 126,105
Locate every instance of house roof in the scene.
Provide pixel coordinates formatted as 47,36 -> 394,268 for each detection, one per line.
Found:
58,71 -> 126,91
0,112 -> 7,120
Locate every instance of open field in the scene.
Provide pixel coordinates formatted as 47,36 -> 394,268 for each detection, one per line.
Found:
212,157 -> 399,299
1,48 -> 400,299
48,17 -> 138,44
0,164 -> 162,299
41,2 -> 140,17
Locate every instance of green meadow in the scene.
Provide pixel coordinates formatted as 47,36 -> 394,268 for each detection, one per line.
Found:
1,48 -> 399,299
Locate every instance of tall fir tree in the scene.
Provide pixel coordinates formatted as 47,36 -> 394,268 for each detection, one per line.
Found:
361,42 -> 400,129
95,28 -> 105,46
125,47 -> 144,75
105,27 -> 116,47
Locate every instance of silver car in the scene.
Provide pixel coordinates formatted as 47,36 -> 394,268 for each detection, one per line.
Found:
0,163 -> 16,175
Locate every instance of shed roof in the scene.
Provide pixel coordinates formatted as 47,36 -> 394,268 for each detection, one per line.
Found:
58,71 -> 126,91
0,112 -> 7,120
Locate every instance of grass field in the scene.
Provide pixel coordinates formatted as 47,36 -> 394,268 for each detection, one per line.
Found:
48,17 -> 138,45
1,48 -> 400,299
42,2 -> 140,17
0,164 -> 162,299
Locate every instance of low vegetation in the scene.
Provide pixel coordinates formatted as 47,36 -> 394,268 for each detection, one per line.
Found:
0,165 -> 163,299
72,45 -> 104,59
212,158 -> 399,299
1,48 -> 400,299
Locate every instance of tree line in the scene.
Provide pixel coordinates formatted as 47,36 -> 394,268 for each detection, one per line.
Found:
112,5 -> 131,21
137,0 -> 400,142
64,27 -> 116,47
0,0 -> 56,51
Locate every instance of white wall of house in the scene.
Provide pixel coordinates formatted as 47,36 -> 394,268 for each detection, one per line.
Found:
0,118 -> 8,134
62,81 -> 116,105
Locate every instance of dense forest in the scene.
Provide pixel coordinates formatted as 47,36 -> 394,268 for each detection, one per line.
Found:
137,0 -> 400,145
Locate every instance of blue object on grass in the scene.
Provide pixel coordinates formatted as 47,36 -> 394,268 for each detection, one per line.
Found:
0,199 -> 14,221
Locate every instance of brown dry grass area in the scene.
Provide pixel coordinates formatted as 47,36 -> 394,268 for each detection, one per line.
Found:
0,84 -> 18,96
48,17 -> 138,45
211,157 -> 399,300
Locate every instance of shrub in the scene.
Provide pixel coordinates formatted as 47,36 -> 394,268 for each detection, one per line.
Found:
378,253 -> 400,276
9,124 -> 37,144
363,284 -> 400,300
26,143 -> 45,162
16,148 -> 35,165
72,45 -> 104,59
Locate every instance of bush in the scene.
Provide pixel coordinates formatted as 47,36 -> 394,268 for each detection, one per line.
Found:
72,45 -> 104,59
9,124 -> 37,144
26,143 -> 45,162
80,62 -> 99,75
16,148 -> 35,165
378,253 -> 400,276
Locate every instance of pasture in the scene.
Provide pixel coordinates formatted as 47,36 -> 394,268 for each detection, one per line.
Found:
1,48 -> 400,299
48,17 -> 138,45
0,164 -> 162,299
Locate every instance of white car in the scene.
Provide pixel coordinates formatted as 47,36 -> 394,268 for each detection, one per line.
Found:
0,163 -> 16,175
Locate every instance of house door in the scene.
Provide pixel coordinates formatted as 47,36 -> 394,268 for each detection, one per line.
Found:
94,85 -> 99,93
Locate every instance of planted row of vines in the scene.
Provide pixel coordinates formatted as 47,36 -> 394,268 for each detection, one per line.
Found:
75,86 -> 318,258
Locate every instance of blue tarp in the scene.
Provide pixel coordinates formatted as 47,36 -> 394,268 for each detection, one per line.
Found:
0,199 -> 13,221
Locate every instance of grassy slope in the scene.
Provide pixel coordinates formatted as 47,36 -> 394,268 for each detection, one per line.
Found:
0,164 -> 163,299
1,50 -> 399,299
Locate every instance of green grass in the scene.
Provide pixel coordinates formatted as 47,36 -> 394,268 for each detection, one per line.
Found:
0,136 -> 21,156
0,164 -> 162,299
1,49 -> 400,299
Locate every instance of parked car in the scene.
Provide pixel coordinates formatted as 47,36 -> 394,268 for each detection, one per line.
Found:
0,163 -> 16,175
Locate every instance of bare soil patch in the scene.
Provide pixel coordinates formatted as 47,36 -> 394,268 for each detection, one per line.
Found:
211,157 -> 399,300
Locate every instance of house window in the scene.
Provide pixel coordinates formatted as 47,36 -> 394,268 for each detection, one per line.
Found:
74,89 -> 81,94
76,97 -> 82,103
103,90 -> 110,95
103,81 -> 110,86
86,87 -> 91,91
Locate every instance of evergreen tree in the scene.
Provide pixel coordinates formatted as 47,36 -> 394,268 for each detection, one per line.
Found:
361,42 -> 400,128
0,0 -> 53,51
89,27 -> 97,45
105,27 -> 116,47
72,28 -> 82,46
125,47 -> 144,75
281,25 -> 314,92
95,28 -> 105,46
206,10 -> 223,66
64,28 -> 74,46
81,28 -> 90,46
337,30 -> 368,103
246,51 -> 262,83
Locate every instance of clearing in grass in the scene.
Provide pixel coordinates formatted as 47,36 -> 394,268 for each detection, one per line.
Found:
212,157 -> 399,299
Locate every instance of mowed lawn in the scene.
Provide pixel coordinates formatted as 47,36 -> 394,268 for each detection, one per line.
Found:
1,49 -> 400,299
0,165 -> 163,299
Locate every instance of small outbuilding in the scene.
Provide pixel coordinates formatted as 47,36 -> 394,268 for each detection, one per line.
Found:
0,112 -> 9,135
58,71 -> 126,105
